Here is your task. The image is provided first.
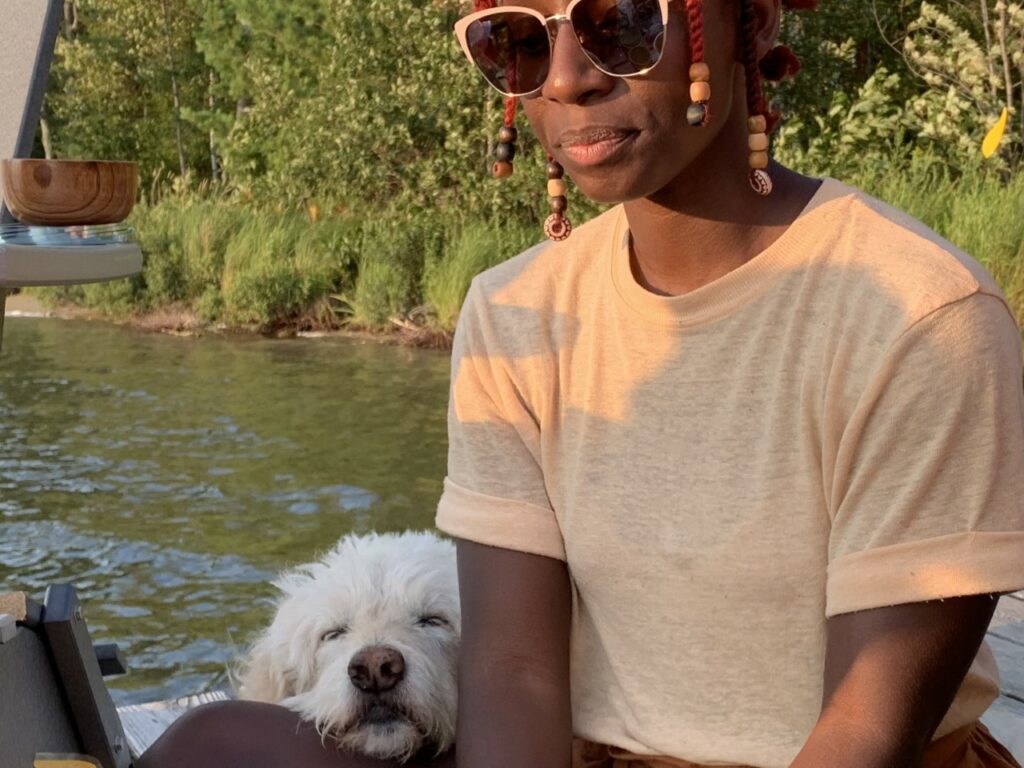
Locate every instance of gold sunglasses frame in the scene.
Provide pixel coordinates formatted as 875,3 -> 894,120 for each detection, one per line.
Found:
454,0 -> 672,98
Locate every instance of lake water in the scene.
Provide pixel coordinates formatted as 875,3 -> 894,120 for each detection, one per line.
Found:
0,317 -> 450,704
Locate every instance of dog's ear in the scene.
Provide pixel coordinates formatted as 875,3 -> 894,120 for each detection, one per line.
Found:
235,633 -> 297,702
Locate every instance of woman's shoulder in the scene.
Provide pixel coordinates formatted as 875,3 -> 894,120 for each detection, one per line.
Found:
806,177 -> 1011,325
469,204 -> 624,303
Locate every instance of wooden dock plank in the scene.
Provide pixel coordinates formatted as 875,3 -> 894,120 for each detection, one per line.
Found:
992,594 -> 1024,630
988,633 -> 1024,701
116,690 -> 230,758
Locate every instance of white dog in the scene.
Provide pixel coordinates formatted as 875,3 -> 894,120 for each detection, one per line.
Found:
235,531 -> 460,762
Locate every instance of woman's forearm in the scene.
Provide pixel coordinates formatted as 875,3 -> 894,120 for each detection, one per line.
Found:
456,661 -> 572,768
790,595 -> 999,768
453,541 -> 574,768
788,711 -> 922,768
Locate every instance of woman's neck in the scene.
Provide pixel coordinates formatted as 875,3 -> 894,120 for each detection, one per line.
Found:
622,158 -> 822,298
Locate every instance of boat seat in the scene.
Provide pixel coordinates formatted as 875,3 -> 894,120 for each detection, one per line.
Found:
0,586 -> 131,768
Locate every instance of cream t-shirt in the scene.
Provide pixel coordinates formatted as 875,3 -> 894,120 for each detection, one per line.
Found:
435,178 -> 1024,767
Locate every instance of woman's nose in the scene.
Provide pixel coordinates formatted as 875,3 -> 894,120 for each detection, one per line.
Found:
540,19 -> 616,105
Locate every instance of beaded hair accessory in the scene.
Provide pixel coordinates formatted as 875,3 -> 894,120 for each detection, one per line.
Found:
687,0 -> 819,195
474,0 -> 572,241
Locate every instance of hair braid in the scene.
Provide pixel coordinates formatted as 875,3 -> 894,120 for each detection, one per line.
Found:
685,0 -> 706,64
739,0 -> 774,131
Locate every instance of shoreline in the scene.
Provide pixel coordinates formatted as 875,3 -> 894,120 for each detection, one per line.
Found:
2,292 -> 453,349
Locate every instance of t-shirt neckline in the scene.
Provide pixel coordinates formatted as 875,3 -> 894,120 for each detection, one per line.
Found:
609,176 -> 845,326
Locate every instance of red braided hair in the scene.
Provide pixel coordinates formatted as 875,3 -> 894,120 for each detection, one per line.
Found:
473,0 -> 518,130
685,0 -> 706,64
739,0 -> 773,131
741,0 -> 820,133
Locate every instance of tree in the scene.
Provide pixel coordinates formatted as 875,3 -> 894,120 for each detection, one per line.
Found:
45,0 -> 209,182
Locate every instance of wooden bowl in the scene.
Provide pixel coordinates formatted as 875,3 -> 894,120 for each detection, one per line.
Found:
0,159 -> 137,226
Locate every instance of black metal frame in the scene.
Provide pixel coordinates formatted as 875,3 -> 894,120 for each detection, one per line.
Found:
1,0 -> 64,225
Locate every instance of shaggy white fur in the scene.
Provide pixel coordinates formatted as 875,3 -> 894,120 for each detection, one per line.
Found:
235,531 -> 459,762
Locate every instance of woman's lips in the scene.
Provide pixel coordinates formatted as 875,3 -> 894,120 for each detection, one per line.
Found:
556,128 -> 638,167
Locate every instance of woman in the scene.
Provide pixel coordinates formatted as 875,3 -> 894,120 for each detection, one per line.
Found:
139,0 -> 1024,766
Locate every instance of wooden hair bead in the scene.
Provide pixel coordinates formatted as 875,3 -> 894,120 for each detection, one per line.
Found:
747,115 -> 767,134
545,213 -> 572,241
689,62 -> 711,82
748,133 -> 769,152
498,126 -> 518,144
547,179 -> 568,197
690,82 -> 712,103
547,161 -> 564,179
750,169 -> 773,196
495,142 -> 517,162
748,151 -> 769,170
687,102 -> 708,127
549,195 -> 568,214
492,161 -> 514,179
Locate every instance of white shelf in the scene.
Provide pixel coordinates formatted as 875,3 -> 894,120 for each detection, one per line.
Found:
0,242 -> 142,287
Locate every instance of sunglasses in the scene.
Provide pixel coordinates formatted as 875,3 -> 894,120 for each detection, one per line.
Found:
454,0 -> 671,98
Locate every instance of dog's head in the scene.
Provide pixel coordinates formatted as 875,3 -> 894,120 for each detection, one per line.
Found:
236,531 -> 460,762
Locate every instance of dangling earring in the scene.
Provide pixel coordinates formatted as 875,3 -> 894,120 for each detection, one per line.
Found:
747,115 -> 772,195
492,94 -> 519,179
686,0 -> 711,127
487,94 -> 572,240
544,157 -> 572,241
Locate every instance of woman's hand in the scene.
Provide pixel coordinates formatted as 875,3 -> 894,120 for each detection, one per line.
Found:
790,594 -> 999,768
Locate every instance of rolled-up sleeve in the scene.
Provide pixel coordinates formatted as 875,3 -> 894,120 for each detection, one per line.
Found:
827,292 -> 1024,616
435,280 -> 565,561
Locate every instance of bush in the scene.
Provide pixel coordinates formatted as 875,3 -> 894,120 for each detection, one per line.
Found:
422,220 -> 535,332
34,161 -> 1023,339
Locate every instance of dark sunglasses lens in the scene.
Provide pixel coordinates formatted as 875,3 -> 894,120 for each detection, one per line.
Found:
465,13 -> 550,96
570,0 -> 666,75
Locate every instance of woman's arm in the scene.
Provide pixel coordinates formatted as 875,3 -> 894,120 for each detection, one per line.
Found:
790,594 -> 999,768
455,539 -> 573,768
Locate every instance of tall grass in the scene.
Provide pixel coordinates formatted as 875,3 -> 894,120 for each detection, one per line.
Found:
35,160 -> 1024,339
422,221 -> 535,332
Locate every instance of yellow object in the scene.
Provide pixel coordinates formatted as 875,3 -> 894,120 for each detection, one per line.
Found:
34,755 -> 102,768
982,107 -> 1009,158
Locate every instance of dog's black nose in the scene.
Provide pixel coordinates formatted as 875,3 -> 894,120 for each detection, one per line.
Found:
348,645 -> 406,693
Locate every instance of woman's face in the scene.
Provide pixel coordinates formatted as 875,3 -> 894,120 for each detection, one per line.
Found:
511,0 -> 751,204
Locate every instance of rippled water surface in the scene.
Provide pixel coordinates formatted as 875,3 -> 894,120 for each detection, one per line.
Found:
0,318 -> 449,704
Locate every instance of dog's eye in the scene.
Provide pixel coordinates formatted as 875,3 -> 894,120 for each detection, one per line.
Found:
416,615 -> 448,628
321,627 -> 348,642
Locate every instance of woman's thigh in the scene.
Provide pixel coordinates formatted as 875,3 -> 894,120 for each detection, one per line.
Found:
135,700 -> 456,768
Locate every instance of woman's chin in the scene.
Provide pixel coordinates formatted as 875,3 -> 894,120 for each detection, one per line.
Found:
570,176 -> 658,206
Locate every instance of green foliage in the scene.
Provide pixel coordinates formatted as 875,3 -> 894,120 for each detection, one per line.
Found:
902,2 -> 1024,164
343,217 -> 446,330
422,221 -> 536,331
47,0 -> 212,179
852,158 -> 1024,325
34,0 -> 1024,335
775,66 -> 914,178
776,0 -> 1023,174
